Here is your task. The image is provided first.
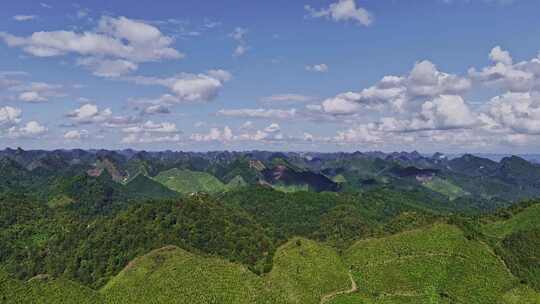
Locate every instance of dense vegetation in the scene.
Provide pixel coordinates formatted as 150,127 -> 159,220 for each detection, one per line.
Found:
1,149 -> 539,303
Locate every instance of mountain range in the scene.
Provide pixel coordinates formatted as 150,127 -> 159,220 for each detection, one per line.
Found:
1,148 -> 539,303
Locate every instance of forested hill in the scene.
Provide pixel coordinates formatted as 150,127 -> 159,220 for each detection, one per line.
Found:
1,149 -> 540,303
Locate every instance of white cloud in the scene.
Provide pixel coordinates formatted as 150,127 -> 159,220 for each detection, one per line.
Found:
190,124 -> 289,143
64,129 -> 89,140
0,16 -> 183,77
122,133 -> 181,144
334,124 -> 382,144
264,123 -> 281,133
67,104 -> 112,124
469,46 -> 540,92
322,92 -> 362,115
217,108 -> 296,119
191,126 -> 233,142
261,94 -> 315,103
229,27 -> 249,57
406,95 -> 477,131
485,91 -> 540,134
306,64 -> 329,73
7,121 -> 47,138
122,121 -> 178,134
305,0 -> 373,26
18,91 -> 47,102
77,57 -> 138,77
130,69 -> 232,105
11,82 -> 64,103
13,15 -> 37,21
489,46 -> 513,65
0,106 -> 22,126
320,60 -> 470,115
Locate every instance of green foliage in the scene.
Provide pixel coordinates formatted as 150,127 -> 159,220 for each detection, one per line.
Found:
422,177 -> 468,201
0,196 -> 272,289
102,246 -> 284,304
499,229 -> 540,290
267,238 -> 350,304
481,203 -> 540,238
500,286 -> 540,304
0,270 -> 103,304
343,224 -> 518,304
153,168 -> 228,194
124,174 -> 179,200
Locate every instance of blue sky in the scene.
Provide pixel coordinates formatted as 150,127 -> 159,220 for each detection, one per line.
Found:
1,0 -> 540,153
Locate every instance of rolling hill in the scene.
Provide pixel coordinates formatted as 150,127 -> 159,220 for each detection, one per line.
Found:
153,168 -> 228,194
101,246 -> 283,304
336,223 -> 523,303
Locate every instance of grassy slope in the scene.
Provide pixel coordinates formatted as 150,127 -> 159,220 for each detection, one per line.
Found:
422,177 -> 468,201
124,174 -> 179,200
334,224 -> 519,304
267,238 -> 350,304
101,238 -> 350,304
153,168 -> 227,194
501,286 -> 540,304
0,270 -> 103,304
481,204 -> 540,238
101,246 -> 285,304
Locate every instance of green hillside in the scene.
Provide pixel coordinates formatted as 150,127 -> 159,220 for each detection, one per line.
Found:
153,168 -> 227,194
422,177 -> 468,201
501,286 -> 540,304
101,246 -> 284,304
0,271 -> 103,304
481,204 -> 540,238
337,224 -> 519,304
124,174 -> 179,200
267,238 -> 350,304
226,175 -> 248,188
480,204 -> 540,291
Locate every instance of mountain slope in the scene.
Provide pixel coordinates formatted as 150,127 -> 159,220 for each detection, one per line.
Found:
101,246 -> 284,304
267,238 -> 350,304
153,168 -> 227,193
338,224 -> 519,303
0,271 -> 103,304
124,174 -> 179,200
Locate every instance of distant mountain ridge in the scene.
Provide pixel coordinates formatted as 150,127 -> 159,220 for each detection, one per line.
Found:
1,148 -> 540,207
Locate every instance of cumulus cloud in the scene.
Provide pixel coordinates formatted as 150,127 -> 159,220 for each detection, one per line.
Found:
66,104 -> 112,124
320,60 -> 471,115
0,106 -> 22,126
7,121 -> 47,138
305,0 -> 373,26
190,123 -> 288,143
64,129 -> 89,140
77,57 -> 138,77
0,16 -> 183,77
401,95 -> 477,132
484,91 -> 540,134
217,108 -> 296,119
122,133 -> 181,144
191,126 -> 233,142
469,46 -> 540,92
122,120 -> 178,134
333,124 -> 382,144
11,82 -> 64,103
321,92 -> 362,115
305,64 -> 329,73
131,69 -> 232,113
